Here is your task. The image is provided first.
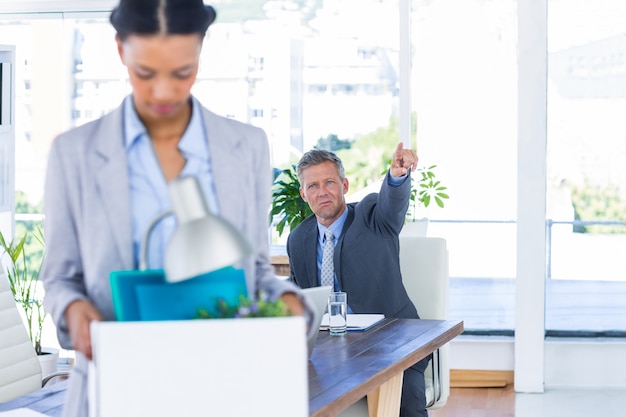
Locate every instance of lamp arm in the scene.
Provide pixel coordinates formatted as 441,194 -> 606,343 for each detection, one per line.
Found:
139,210 -> 174,271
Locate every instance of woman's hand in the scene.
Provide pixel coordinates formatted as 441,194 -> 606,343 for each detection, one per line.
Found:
281,291 -> 319,337
280,292 -> 305,317
64,299 -> 103,360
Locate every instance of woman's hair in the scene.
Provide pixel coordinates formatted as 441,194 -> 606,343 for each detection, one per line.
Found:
110,0 -> 217,40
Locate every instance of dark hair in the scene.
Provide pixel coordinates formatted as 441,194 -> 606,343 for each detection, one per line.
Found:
110,0 -> 217,41
296,149 -> 346,183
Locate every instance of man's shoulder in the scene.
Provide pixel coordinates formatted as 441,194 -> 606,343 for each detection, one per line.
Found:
351,193 -> 379,210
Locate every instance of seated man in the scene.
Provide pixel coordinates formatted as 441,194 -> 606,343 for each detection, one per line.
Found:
287,143 -> 430,417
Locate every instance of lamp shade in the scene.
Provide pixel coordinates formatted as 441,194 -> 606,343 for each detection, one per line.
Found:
164,176 -> 254,283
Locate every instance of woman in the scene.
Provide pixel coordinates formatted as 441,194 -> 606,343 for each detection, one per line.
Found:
40,1 -> 307,415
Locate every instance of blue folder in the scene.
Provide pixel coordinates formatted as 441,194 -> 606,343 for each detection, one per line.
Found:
110,267 -> 248,321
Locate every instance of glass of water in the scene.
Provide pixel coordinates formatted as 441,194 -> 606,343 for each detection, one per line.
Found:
328,291 -> 347,336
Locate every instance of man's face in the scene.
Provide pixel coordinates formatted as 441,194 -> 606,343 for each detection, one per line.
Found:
299,161 -> 349,227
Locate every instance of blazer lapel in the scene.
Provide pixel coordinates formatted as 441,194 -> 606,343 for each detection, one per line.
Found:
201,108 -> 244,227
93,107 -> 134,269
335,204 -> 355,286
303,222 -> 318,288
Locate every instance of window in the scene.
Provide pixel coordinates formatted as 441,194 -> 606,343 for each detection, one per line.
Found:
411,0 -> 518,334
6,0 -> 625,340
546,0 -> 626,336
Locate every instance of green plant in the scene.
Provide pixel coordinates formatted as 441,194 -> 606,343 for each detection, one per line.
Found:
407,164 -> 449,219
377,161 -> 449,221
196,292 -> 291,319
0,226 -> 46,355
270,165 -> 313,237
569,182 -> 626,234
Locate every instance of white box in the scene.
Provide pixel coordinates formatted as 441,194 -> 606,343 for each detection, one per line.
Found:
89,317 -> 308,417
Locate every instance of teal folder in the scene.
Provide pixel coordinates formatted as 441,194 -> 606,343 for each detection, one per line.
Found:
110,267 -> 247,321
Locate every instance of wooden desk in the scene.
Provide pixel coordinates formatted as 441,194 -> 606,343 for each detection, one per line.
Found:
271,254 -> 290,276
0,379 -> 66,416
0,319 -> 462,417
270,244 -> 290,276
308,318 -> 464,417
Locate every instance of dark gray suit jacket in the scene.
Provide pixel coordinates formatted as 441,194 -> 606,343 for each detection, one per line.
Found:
287,172 -> 419,319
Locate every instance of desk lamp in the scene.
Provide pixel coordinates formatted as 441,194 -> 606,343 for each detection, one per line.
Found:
161,175 -> 254,282
112,176 -> 253,321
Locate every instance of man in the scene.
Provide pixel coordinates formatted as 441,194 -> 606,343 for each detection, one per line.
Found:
287,142 -> 430,417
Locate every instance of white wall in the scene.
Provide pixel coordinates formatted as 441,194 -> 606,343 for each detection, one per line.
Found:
448,336 -> 515,371
450,337 -> 626,389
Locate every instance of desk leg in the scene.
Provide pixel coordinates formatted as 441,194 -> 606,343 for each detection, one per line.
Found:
366,372 -> 404,417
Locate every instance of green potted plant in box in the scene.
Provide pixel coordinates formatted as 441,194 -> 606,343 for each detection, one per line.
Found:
196,291 -> 291,319
0,226 -> 58,375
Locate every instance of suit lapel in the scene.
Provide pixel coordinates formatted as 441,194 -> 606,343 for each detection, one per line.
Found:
201,108 -> 244,227
93,106 -> 134,269
303,222 -> 318,287
335,204 -> 355,286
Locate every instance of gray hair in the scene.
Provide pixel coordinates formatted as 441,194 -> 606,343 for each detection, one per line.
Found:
296,149 -> 346,183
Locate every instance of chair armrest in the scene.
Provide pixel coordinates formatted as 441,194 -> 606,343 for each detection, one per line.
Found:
42,371 -> 71,387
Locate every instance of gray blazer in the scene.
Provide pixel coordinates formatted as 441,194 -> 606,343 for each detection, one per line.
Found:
41,98 -> 301,417
287,172 -> 419,319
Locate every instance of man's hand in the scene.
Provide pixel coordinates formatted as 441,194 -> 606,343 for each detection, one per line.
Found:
390,142 -> 419,177
65,299 -> 103,360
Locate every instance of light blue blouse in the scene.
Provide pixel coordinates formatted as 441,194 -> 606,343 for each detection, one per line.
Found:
123,95 -> 220,269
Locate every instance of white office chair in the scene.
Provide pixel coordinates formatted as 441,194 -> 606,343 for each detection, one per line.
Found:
0,270 -> 68,403
0,269 -> 44,402
399,235 -> 450,410
338,236 -> 450,416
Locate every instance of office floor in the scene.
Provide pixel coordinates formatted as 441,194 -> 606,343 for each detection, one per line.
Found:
429,385 -> 514,417
430,385 -> 626,417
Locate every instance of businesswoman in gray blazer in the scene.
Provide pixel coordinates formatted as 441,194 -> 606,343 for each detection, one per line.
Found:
40,2 -> 307,416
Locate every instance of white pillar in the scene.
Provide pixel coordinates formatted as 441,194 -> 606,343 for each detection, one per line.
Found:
398,0 -> 411,148
515,0 -> 547,393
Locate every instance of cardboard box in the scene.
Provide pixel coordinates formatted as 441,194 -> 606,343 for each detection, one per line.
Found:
89,317 -> 308,417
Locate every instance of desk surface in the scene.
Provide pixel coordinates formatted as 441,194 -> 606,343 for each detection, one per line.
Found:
308,318 -> 464,417
0,379 -> 66,417
0,319 -> 462,417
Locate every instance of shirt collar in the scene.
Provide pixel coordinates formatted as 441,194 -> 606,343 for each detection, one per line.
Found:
122,95 -> 207,161
123,95 -> 145,150
317,206 -> 349,242
179,96 -> 207,160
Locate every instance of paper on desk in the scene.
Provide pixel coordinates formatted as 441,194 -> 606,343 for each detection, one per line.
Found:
320,313 -> 385,331
0,409 -> 48,417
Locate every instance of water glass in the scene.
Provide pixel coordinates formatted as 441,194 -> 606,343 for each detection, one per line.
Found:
328,291 -> 347,336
